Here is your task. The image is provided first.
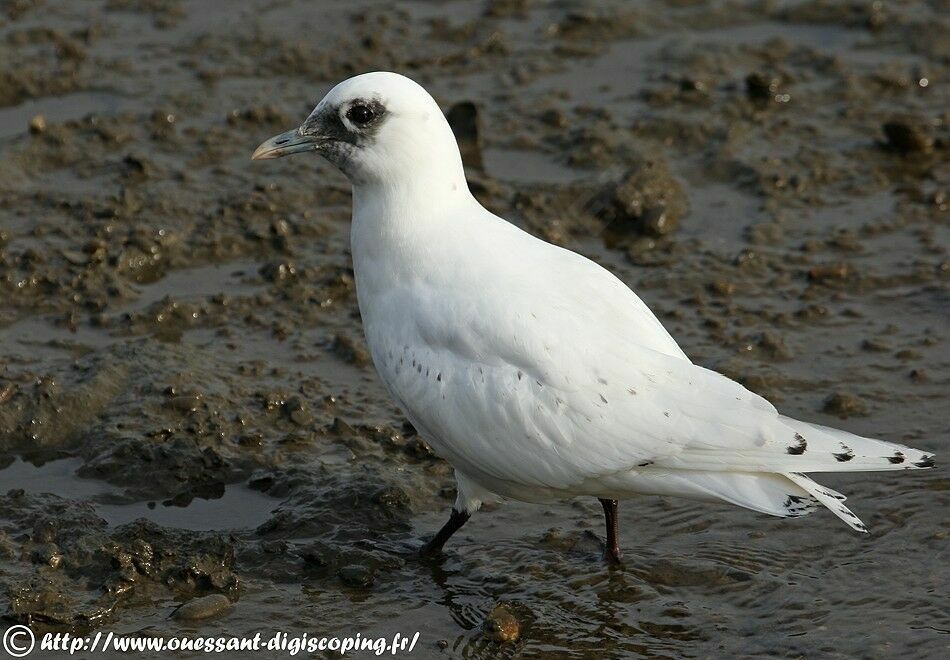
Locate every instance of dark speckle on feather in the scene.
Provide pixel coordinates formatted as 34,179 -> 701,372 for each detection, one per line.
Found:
834,443 -> 855,462
914,455 -> 935,468
887,452 -> 904,464
782,494 -> 813,516
787,433 -> 807,455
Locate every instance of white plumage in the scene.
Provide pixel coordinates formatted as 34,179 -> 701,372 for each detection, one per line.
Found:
253,72 -> 934,553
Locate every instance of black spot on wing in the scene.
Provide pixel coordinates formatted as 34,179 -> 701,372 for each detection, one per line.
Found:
787,433 -> 807,455
834,443 -> 855,462
886,452 -> 904,464
914,454 -> 935,468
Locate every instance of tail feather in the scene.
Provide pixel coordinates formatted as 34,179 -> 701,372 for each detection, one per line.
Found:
623,470 -> 822,519
657,416 -> 936,474
785,472 -> 869,534
781,417 -> 936,472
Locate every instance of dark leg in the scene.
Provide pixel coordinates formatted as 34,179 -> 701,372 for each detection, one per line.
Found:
420,508 -> 471,557
599,498 -> 622,564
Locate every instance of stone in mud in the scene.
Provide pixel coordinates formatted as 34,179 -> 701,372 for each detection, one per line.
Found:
484,603 -> 521,643
446,101 -> 483,170
338,564 -> 374,588
591,155 -> 687,241
173,593 -> 232,621
882,117 -> 934,155
29,114 -> 47,134
822,392 -> 867,418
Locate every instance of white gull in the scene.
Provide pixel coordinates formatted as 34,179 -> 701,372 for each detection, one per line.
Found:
253,71 -> 935,562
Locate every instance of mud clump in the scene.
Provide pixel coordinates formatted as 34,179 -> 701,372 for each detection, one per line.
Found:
822,392 -> 868,418
882,117 -> 935,155
591,155 -> 688,242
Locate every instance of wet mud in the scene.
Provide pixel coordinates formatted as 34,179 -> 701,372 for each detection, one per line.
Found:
0,1 -> 947,657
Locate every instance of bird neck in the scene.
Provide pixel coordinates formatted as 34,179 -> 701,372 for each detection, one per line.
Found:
350,157 -> 475,235
349,164 -> 480,298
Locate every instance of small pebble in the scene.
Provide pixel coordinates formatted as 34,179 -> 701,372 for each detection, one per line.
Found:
484,604 -> 521,643
173,594 -> 232,621
29,114 -> 47,134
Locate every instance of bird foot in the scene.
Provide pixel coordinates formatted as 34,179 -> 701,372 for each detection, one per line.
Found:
603,547 -> 623,566
418,542 -> 442,558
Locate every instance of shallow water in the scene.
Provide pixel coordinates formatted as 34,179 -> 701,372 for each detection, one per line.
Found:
0,0 -> 947,657
0,458 -> 279,531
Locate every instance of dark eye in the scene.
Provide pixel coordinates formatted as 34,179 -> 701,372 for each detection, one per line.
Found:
346,103 -> 375,125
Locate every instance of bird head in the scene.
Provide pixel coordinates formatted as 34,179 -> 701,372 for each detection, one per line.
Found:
252,71 -> 465,192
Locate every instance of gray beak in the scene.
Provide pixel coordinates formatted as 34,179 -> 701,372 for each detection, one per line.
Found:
251,127 -> 323,160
